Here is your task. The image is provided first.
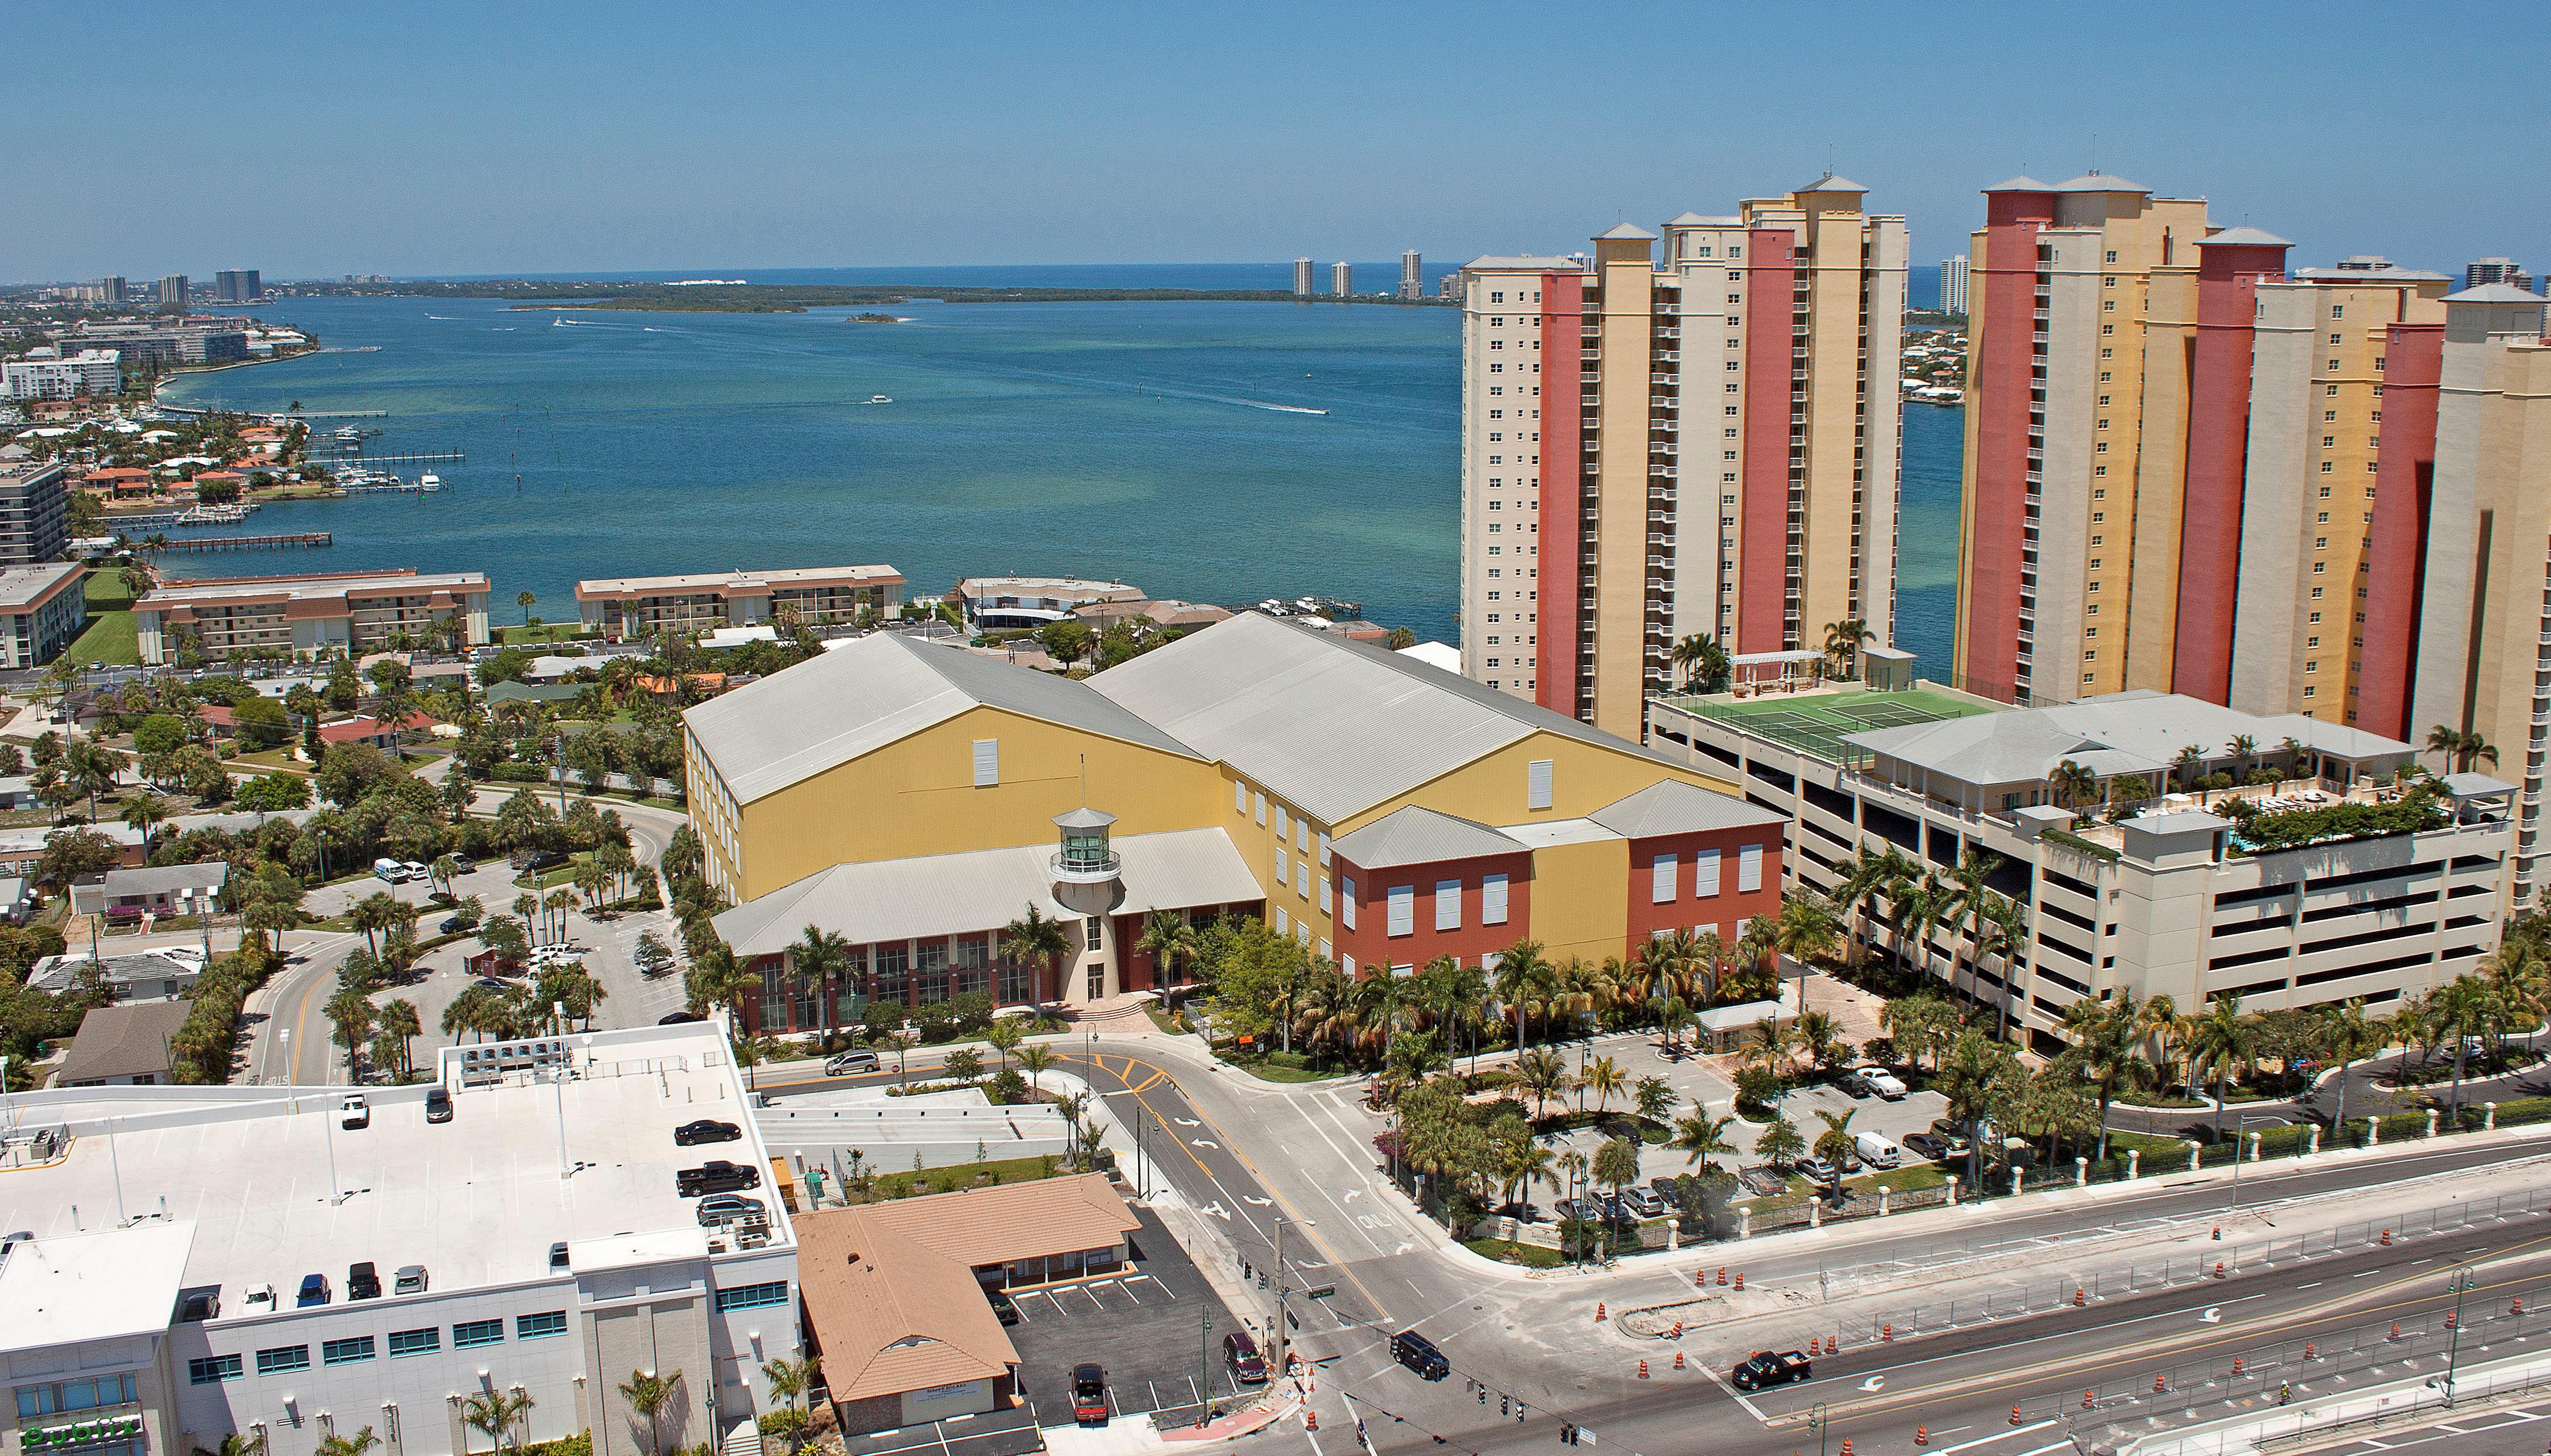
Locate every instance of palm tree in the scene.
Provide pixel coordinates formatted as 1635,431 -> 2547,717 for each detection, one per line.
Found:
378,998 -> 422,1081
1420,955 -> 1490,1072
2186,995 -> 2256,1142
1493,940 -> 1559,1051
1943,848 -> 2004,1011
759,1357 -> 816,1453
459,1390 -> 535,1455
2229,734 -> 2259,781
2426,725 -> 2497,774
1015,1043 -> 1055,1088
1670,633 -> 1730,692
1671,1109 -> 1736,1175
348,891 -> 403,961
1811,1107 -> 1858,1168
517,589 -> 538,626
790,923 -> 853,1037
1939,1028 -> 2023,1187
1580,1053 -> 1627,1115
2313,998 -> 2382,1147
314,1427 -> 380,1456
1976,894 -> 2028,1042
1137,910 -> 1200,994
119,791 -> 167,843
616,1370 -> 681,1456
1821,618 -> 1874,681
1513,1046 -> 1568,1116
1592,1134 -> 1644,1230
2059,995 -> 2147,1161
1501,1134 -> 1556,1213
2174,744 -> 2209,793
985,1020 -> 1024,1073
1771,892 -> 1839,1015
1002,904 -> 1074,1010
430,853 -> 464,899
2436,975 -> 2499,1121
1753,1114 -> 1805,1169
2048,758 -> 2101,815
1835,845 -> 1914,969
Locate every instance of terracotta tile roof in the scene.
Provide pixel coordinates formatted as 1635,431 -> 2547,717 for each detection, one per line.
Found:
794,1174 -> 1141,1403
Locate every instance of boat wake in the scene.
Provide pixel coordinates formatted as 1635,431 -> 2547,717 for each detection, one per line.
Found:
1147,384 -> 1329,416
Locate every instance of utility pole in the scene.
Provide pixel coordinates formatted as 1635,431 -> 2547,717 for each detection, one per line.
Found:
1200,1309 -> 1214,1426
2443,1265 -> 2477,1405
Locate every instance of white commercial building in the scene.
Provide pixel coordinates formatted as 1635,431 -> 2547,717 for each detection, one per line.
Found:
953,576 -> 1139,630
1648,686 -> 2512,1047
1938,256 -> 1969,314
0,1024 -> 797,1456
3,351 -> 120,401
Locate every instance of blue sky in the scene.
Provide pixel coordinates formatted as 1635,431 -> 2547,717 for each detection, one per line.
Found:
7,0 -> 2541,281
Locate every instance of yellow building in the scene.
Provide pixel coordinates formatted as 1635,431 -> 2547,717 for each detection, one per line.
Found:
692,613 -> 1772,1025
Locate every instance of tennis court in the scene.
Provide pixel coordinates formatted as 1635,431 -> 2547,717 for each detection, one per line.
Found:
1669,687 -> 2000,763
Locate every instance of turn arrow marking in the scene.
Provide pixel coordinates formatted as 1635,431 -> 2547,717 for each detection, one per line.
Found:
1858,1376 -> 1885,1392
2200,1307 -> 2223,1324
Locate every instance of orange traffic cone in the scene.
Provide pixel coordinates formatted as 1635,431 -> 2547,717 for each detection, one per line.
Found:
2074,1287 -> 2086,1306
1694,1268 -> 1708,1288
2390,1322 -> 2403,1342
1304,1411 -> 1317,1433
1882,1323 -> 1893,1342
2082,1389 -> 2094,1409
1915,1428 -> 1928,1447
1673,1351 -> 1685,1371
2010,1405 -> 2022,1426
1671,1321 -> 1684,1340
1595,1302 -> 1607,1322
2154,1374 -> 2168,1394
1718,1267 -> 1728,1285
1839,1442 -> 1852,1456
2230,1357 -> 2244,1378
1637,1359 -> 1648,1380
1824,1335 -> 1837,1355
1735,1272 -> 1746,1290
2304,1343 -> 2317,1361
2213,1262 -> 2227,1279
2381,1228 -> 2392,1245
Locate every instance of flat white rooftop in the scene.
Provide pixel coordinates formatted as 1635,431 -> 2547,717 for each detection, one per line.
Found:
0,1222 -> 196,1354
0,1025 -> 779,1328
575,564 -> 903,596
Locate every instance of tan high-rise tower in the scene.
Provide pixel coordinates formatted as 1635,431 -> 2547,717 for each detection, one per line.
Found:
1456,179 -> 1908,737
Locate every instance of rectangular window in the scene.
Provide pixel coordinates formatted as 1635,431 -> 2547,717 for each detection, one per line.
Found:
1387,886 -> 1415,937
1254,792 -> 1266,826
1317,831 -> 1330,866
1235,780 -> 1246,814
1276,906 -> 1291,935
1276,847 -> 1288,885
1318,875 -> 1331,910
453,1320 -> 504,1349
971,739 -> 998,787
1483,873 -> 1509,925
1084,916 -> 1102,951
323,1337 -> 376,1366
388,1328 -> 441,1358
717,1281 -> 792,1312
1694,848 -> 1722,897
1341,878 -> 1357,930
1737,844 -> 1764,893
1527,759 -> 1554,810
1297,819 -> 1310,854
257,1345 -> 310,1375
1274,804 -> 1288,839
1296,860 -> 1310,898
1435,880 -> 1462,931
1342,955 -> 1357,976
188,1357 -> 243,1386
517,1312 -> 569,1340
1652,853 -> 1678,904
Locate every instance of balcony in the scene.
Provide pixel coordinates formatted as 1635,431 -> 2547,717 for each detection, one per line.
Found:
1051,846 -> 1122,885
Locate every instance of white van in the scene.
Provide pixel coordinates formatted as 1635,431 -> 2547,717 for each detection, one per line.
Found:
1854,1130 -> 1903,1171
372,857 -> 405,882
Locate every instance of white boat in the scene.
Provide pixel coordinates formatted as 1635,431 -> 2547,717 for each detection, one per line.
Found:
867,395 -> 893,405
418,474 -> 442,492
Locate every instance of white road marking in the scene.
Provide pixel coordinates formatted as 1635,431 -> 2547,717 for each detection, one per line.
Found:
1192,1139 -> 1220,1150
1202,1202 -> 1230,1220
2200,1306 -> 2222,1324
1857,1376 -> 1885,1391
1245,1195 -> 1272,1206
1936,1418 -> 2059,1453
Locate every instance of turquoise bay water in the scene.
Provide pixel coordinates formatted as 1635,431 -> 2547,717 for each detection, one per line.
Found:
160,292 -> 1964,667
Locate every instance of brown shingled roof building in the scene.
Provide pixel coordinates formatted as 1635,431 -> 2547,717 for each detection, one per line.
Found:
794,1173 -> 1140,1434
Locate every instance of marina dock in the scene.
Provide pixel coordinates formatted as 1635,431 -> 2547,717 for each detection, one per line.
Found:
157,532 -> 333,553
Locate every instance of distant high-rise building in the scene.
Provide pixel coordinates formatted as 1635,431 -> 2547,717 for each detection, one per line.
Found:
1293,258 -> 1314,298
1437,270 -> 1462,302
1939,256 -> 1969,314
214,269 -> 262,302
95,276 -> 127,307
1458,177 -> 1909,735
155,275 -> 188,308
1330,261 -> 1352,297
2465,256 -> 2536,294
1400,251 -> 1422,300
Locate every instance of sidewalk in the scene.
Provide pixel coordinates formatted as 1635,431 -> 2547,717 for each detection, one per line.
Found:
2122,1347 -> 2551,1455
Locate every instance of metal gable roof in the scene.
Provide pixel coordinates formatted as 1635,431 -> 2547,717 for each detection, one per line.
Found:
1087,614 -> 1671,824
682,633 -> 1196,804
1329,807 -> 1523,870
1587,779 -> 1783,838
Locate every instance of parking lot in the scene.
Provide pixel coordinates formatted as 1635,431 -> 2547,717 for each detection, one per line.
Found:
1006,1205 -> 1258,1429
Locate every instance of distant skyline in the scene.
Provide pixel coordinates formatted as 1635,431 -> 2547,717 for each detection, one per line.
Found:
8,0 -> 2542,283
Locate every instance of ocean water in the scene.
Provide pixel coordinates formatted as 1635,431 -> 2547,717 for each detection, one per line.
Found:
158,288 -> 1965,668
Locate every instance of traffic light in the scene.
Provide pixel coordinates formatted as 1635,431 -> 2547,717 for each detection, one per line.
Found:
1559,1423 -> 1579,1445
1500,1396 -> 1510,1416
1478,1387 -> 1488,1404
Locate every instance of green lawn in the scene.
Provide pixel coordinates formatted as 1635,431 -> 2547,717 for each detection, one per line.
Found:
842,1154 -> 1069,1204
84,569 -> 138,611
64,611 -> 139,667
1466,1237 -> 1565,1269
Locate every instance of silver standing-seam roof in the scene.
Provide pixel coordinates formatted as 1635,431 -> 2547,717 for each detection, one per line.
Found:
1587,780 -> 1785,839
1087,613 -> 1675,826
710,827 -> 1261,957
1329,807 -> 1522,870
685,633 -> 1198,805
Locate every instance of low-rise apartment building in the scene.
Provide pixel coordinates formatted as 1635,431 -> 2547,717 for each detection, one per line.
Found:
0,1023 -> 796,1456
133,570 -> 491,663
954,576 -> 1138,630
1649,685 -> 2509,1047
0,563 -> 89,668
574,565 -> 903,637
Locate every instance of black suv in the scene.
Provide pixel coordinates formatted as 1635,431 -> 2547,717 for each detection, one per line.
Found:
347,1262 -> 382,1300
1391,1330 -> 1449,1381
676,1160 -> 761,1196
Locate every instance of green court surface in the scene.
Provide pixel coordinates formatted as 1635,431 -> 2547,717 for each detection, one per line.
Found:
1668,687 -> 1999,762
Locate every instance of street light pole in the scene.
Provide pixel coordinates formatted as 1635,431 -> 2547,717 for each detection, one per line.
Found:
2444,1266 -> 2476,1405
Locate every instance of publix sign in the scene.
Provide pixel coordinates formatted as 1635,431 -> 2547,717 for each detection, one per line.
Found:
20,1415 -> 143,1450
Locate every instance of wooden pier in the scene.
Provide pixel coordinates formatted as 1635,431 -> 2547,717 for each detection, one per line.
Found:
159,532 -> 333,553
320,449 -> 465,469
